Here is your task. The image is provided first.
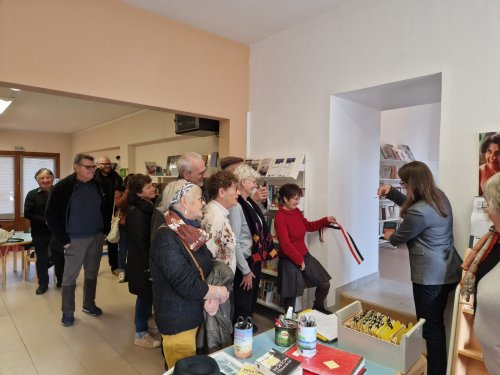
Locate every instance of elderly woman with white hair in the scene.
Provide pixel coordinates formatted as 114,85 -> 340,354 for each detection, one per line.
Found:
150,183 -> 229,369
465,172 -> 500,374
229,164 -> 276,331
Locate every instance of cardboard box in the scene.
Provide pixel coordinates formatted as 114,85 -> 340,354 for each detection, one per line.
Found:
335,301 -> 425,373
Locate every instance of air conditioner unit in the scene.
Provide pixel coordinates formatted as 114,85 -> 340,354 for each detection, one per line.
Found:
174,115 -> 219,136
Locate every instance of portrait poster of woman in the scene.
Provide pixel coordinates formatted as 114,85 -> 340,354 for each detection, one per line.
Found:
479,132 -> 500,196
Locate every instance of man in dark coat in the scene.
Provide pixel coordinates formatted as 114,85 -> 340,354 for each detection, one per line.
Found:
94,156 -> 123,275
46,153 -> 111,327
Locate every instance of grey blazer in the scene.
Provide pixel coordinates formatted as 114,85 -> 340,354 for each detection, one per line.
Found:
387,187 -> 462,285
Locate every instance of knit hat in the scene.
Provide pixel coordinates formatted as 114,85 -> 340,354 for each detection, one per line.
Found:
173,355 -> 221,375
220,156 -> 244,170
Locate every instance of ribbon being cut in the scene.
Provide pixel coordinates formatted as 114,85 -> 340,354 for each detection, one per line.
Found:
318,223 -> 364,265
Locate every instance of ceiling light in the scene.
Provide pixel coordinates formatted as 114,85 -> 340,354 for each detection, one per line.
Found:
0,98 -> 13,114
10,88 -> 21,92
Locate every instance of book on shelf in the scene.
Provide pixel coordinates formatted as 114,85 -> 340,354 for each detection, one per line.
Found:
256,349 -> 303,375
267,158 -> 285,177
166,155 -> 181,176
285,343 -> 365,375
279,155 -> 304,179
257,158 -> 272,176
398,144 -> 415,161
144,161 -> 157,175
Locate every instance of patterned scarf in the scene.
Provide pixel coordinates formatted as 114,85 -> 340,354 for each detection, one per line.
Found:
460,225 -> 498,302
163,209 -> 209,252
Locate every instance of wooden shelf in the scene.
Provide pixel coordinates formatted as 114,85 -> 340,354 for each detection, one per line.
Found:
458,348 -> 483,362
379,218 -> 402,223
257,298 -> 284,313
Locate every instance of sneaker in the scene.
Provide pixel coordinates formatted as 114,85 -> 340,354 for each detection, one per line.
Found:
61,312 -> 74,327
35,285 -> 48,295
82,305 -> 103,317
313,304 -> 333,315
135,333 -> 161,348
117,271 -> 126,283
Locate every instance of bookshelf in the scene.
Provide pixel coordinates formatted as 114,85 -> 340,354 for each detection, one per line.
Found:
449,251 -> 488,375
248,154 -> 308,313
379,159 -> 406,245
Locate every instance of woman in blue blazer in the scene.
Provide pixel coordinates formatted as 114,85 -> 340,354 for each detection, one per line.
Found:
378,161 -> 462,375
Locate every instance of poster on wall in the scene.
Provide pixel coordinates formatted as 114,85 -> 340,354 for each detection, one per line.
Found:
478,132 -> 500,196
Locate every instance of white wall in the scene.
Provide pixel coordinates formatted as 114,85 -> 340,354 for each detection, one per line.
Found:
327,97 -> 381,302
381,103 -> 441,181
249,0 -> 500,292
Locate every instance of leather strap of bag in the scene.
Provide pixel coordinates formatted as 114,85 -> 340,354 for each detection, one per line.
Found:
180,239 -> 205,281
159,223 -> 205,281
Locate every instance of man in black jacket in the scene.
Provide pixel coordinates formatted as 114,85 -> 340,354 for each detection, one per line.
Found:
94,156 -> 123,275
46,153 -> 112,327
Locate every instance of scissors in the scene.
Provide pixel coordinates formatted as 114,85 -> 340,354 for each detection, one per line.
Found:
299,314 -> 316,327
235,316 -> 253,330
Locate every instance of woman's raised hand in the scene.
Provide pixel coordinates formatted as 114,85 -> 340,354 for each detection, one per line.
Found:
377,184 -> 392,197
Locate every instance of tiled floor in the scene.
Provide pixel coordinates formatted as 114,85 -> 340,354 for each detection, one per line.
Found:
338,243 -> 415,318
0,246 -> 411,374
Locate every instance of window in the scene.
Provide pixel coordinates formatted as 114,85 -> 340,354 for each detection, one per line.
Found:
0,151 -> 59,230
0,156 -> 15,219
20,157 -> 56,216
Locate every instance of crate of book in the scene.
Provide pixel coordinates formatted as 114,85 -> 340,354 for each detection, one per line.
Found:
335,301 -> 425,373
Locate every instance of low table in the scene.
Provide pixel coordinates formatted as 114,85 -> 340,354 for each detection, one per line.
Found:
0,232 -> 32,288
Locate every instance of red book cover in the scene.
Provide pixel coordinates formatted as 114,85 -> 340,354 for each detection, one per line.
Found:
285,343 -> 365,375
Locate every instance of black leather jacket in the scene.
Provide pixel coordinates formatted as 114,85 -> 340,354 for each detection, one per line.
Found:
45,173 -> 111,246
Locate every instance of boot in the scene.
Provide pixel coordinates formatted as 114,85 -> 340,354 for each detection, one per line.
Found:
82,278 -> 103,316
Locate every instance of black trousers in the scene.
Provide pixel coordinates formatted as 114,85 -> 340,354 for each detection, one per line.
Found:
50,237 -> 65,284
412,282 -> 457,375
233,260 -> 261,324
33,234 -> 51,287
106,240 -> 118,271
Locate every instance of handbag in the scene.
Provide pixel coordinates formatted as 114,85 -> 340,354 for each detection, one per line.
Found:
106,203 -> 120,244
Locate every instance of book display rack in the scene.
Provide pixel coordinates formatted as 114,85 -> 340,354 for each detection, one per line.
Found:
248,154 -> 307,313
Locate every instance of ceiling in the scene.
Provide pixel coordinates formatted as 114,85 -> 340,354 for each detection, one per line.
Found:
1,1 -> 348,135
0,86 -> 142,134
122,0 -> 349,45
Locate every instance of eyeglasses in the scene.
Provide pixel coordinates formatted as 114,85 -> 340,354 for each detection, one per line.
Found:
78,164 -> 96,170
99,163 -> 111,166
198,196 -> 206,204
399,180 -> 407,185
481,201 -> 489,212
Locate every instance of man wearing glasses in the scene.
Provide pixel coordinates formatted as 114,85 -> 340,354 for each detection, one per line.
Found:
46,153 -> 112,327
94,156 -> 123,276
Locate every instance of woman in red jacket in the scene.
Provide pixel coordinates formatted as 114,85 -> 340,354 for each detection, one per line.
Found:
274,183 -> 336,314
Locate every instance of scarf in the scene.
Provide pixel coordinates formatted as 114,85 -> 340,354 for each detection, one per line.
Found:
237,195 -> 276,264
460,226 -> 498,302
163,209 -> 209,252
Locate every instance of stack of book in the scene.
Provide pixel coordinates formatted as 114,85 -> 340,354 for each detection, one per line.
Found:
285,343 -> 365,375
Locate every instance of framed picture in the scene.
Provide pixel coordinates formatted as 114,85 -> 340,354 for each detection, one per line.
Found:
478,132 -> 500,195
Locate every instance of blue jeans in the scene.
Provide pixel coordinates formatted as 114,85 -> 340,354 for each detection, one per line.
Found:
135,295 -> 153,333
118,225 -> 127,270
412,282 -> 457,375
